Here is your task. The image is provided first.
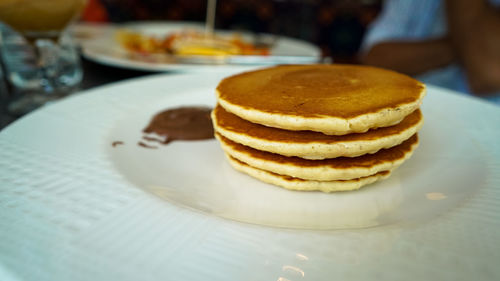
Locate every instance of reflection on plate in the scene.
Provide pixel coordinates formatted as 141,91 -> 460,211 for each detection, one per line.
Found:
79,21 -> 321,71
106,75 -> 486,230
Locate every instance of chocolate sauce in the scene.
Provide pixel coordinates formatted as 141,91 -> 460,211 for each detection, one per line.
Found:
138,142 -> 158,149
112,141 -> 124,147
142,106 -> 214,145
142,136 -> 164,143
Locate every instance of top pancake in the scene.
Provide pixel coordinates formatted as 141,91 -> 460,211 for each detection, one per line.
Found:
216,64 -> 426,135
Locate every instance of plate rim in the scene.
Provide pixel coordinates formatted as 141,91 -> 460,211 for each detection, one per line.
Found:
1,70 -> 500,281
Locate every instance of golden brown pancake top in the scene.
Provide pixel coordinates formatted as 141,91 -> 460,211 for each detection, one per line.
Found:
217,64 -> 425,118
213,104 -> 422,143
219,133 -> 418,169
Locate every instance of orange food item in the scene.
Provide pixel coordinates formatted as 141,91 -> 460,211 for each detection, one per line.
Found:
116,29 -> 270,56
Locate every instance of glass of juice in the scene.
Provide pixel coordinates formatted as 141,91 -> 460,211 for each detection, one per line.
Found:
0,0 -> 86,116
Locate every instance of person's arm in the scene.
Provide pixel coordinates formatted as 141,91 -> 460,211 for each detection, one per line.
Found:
446,0 -> 500,94
359,0 -> 458,76
360,38 -> 455,76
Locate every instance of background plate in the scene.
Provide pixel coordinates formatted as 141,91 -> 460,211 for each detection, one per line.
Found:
79,21 -> 322,72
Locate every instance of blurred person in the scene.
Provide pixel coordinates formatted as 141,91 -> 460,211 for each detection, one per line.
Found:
360,0 -> 500,104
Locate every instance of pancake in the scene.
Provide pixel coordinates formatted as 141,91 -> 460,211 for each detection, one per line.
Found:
217,133 -> 418,181
212,104 -> 423,159
216,64 -> 425,135
226,155 -> 392,192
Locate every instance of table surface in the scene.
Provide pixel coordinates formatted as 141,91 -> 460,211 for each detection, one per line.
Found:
0,57 -> 154,130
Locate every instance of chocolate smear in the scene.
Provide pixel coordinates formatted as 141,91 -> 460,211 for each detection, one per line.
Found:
142,106 -> 214,145
112,141 -> 124,147
138,142 -> 158,149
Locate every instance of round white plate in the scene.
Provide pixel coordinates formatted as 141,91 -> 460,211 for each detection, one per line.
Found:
106,80 -> 483,230
1,67 -> 499,281
79,21 -> 322,72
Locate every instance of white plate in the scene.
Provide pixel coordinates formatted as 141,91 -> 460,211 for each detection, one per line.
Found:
1,67 -> 499,281
79,21 -> 322,72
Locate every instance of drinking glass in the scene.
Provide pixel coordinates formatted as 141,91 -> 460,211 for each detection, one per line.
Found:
0,0 -> 86,116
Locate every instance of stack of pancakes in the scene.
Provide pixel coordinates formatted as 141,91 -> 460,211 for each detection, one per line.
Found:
212,64 -> 425,192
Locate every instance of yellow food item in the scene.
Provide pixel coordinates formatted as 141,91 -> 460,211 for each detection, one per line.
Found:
116,29 -> 270,56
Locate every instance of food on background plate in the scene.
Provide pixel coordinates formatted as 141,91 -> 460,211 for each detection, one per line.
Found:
116,29 -> 271,56
212,64 -> 426,192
